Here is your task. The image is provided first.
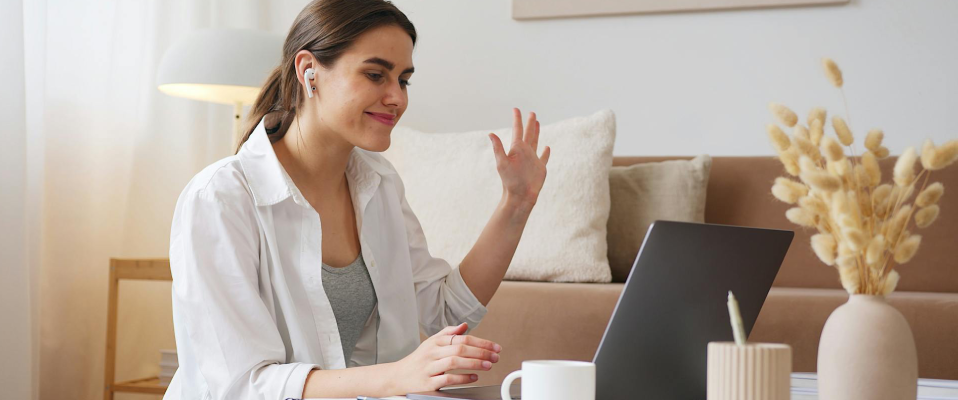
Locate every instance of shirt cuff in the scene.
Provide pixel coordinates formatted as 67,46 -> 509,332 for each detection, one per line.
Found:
281,362 -> 320,399
446,266 -> 489,332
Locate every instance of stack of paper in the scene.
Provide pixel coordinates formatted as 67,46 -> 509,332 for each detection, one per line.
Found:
159,349 -> 178,386
791,372 -> 958,400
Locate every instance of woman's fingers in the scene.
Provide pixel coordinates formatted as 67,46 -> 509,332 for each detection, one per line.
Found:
434,323 -> 468,341
540,146 -> 551,166
530,120 -> 540,152
448,334 -> 501,353
512,108 -> 523,145
524,112 -> 536,147
489,133 -> 505,166
430,372 -> 478,388
427,356 -> 493,376
437,344 -> 500,363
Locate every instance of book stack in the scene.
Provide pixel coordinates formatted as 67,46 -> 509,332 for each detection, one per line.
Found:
790,373 -> 958,400
159,349 -> 178,386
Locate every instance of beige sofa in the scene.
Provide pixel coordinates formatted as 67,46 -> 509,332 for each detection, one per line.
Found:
467,156 -> 958,386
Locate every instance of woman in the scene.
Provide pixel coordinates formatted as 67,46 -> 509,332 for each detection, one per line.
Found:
165,0 -> 551,398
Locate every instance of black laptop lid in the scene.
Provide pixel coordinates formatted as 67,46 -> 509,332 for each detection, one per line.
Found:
593,221 -> 793,400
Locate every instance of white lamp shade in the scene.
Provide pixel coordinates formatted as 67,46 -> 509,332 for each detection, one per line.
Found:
156,28 -> 283,105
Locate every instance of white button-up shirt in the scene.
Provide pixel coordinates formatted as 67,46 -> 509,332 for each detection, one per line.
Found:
164,117 -> 488,400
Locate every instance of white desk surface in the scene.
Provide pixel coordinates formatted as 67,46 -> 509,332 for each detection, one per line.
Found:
309,373 -> 958,400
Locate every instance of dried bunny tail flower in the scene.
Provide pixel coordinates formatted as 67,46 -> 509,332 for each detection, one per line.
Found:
828,159 -> 852,178
893,147 -> 918,187
838,265 -> 860,294
883,204 -> 913,244
808,108 -> 827,128
793,135 -> 822,161
799,155 -> 819,172
811,233 -> 837,266
843,228 -> 868,251
822,136 -> 845,162
872,183 -> 893,202
928,139 -> 958,170
778,148 -> 801,176
865,129 -> 884,152
881,185 -> 917,222
830,190 -> 851,222
822,58 -> 844,88
793,125 -> 810,140
767,124 -> 791,152
769,103 -> 798,127
916,182 -> 944,207
799,195 -> 828,216
853,164 -> 869,189
832,116 -> 854,146
843,190 -> 862,227
772,177 -> 809,204
809,118 -> 825,146
921,139 -> 938,170
880,270 -> 900,295
915,204 -> 940,228
801,169 -> 842,192
786,207 -> 817,227
894,234 -> 922,264
875,146 -> 890,159
865,234 -> 886,266
861,151 -> 881,187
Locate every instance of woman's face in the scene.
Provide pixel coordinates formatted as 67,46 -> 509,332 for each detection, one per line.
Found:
299,24 -> 414,152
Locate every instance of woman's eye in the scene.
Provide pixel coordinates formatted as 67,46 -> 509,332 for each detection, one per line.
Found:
367,72 -> 410,88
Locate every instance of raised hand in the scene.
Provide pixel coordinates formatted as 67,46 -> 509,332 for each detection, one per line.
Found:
488,108 -> 551,209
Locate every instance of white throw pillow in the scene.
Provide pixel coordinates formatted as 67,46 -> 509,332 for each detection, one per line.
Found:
382,109 -> 615,283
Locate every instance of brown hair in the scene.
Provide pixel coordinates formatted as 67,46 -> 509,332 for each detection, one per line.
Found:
235,0 -> 416,154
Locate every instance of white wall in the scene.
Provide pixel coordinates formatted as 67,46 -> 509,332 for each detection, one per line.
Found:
378,0 -> 957,156
0,0 -> 38,398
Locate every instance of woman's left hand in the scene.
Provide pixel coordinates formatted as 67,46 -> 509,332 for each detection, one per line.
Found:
488,108 -> 551,210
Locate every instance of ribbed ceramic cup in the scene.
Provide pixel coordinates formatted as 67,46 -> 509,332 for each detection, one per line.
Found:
707,342 -> 792,400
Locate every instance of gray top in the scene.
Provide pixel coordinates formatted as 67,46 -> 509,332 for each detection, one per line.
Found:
321,252 -> 378,364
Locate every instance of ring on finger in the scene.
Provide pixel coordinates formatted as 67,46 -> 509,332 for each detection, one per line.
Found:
450,334 -> 456,346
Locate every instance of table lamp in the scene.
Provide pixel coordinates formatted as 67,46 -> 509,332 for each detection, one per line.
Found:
156,28 -> 282,148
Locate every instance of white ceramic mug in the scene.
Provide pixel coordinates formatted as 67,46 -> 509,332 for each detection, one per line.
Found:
500,360 -> 595,400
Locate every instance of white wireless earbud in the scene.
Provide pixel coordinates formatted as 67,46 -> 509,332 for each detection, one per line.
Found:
304,68 -> 316,98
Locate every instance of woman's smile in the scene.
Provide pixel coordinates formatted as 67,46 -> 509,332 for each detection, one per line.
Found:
365,111 -> 396,126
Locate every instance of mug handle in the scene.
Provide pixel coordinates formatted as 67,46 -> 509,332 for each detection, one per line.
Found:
500,370 -> 522,400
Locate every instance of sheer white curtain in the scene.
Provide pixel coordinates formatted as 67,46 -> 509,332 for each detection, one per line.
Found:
2,0 -> 38,398
10,0 -> 308,399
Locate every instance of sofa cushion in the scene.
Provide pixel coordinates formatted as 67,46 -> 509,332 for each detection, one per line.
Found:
607,155 -> 711,282
384,110 -> 616,282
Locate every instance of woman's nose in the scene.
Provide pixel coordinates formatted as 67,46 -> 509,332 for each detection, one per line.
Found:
383,81 -> 406,109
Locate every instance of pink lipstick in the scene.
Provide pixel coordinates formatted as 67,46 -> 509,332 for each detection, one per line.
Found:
365,112 -> 396,126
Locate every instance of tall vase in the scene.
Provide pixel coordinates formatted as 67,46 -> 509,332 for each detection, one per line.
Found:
817,294 -> 918,400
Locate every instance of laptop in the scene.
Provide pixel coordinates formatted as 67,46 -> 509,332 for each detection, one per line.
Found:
406,221 -> 793,400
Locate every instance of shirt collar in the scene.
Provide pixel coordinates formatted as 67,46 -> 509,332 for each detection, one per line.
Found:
237,116 -> 395,208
